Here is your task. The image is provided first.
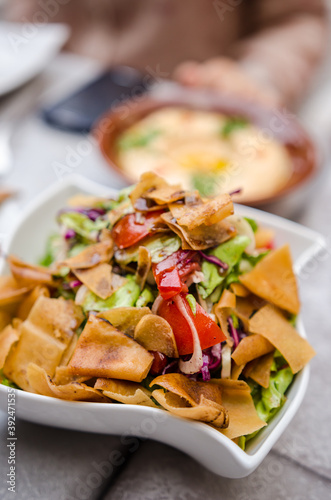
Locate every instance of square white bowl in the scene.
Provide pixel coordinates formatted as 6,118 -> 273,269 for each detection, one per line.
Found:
0,175 -> 324,478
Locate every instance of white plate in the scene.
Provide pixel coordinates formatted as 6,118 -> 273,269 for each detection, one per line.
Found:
0,175 -> 325,478
0,22 -> 69,96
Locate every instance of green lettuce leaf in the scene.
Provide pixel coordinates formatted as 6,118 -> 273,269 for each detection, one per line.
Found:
58,212 -> 109,242
39,234 -> 63,267
197,261 -> 224,299
210,235 -> 251,270
136,286 -> 155,307
115,234 -> 181,266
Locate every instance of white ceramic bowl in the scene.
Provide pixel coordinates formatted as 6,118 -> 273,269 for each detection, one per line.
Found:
0,175 -> 324,478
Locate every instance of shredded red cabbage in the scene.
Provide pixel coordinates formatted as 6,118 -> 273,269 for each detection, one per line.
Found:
69,280 -> 82,289
198,251 -> 228,270
229,188 -> 242,196
64,229 -> 76,240
228,316 -> 239,348
162,360 -> 179,375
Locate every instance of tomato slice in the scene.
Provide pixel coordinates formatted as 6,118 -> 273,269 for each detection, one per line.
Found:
112,210 -> 164,249
158,294 -> 226,355
153,250 -> 199,300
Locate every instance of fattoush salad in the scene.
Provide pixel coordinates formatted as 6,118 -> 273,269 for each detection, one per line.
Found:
0,172 -> 315,449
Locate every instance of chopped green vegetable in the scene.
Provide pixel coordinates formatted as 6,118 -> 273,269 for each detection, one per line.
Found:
115,235 -> 181,266
68,243 -> 89,258
136,286 -> 155,307
118,129 -> 160,150
221,116 -> 248,138
191,172 -> 218,197
186,294 -> 197,315
197,260 -> 224,299
58,212 -> 109,242
244,217 -> 258,233
39,234 -> 63,267
211,235 -> 251,270
0,370 -> 19,389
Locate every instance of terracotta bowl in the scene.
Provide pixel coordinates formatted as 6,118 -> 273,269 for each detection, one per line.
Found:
95,91 -> 320,217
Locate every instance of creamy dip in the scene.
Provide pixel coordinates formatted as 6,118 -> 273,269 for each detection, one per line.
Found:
116,107 -> 292,202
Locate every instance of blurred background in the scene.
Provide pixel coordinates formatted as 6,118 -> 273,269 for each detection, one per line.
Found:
0,0 -> 330,236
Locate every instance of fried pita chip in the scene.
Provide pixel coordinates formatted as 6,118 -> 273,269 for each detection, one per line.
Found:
27,363 -> 109,402
60,333 -> 78,366
95,378 -> 157,407
97,307 -> 151,336
53,365 -> 89,385
211,379 -> 266,439
0,324 -> 20,369
144,185 -> 185,205
16,286 -> 50,321
161,212 -> 234,251
213,290 -> 236,345
135,246 -> 151,290
231,334 -> 274,366
231,362 -> 245,381
234,295 -> 266,331
8,255 -> 57,287
169,194 -> 233,230
134,314 -> 179,357
62,240 -> 113,269
129,172 -> 168,208
73,263 -> 113,299
150,373 -> 228,428
218,289 -> 236,309
249,304 -> 315,374
3,296 -> 84,391
0,275 -> 31,307
229,283 -> 250,298
0,309 -> 12,331
68,315 -> 153,382
239,245 -> 300,315
244,351 -> 275,389
108,199 -> 133,226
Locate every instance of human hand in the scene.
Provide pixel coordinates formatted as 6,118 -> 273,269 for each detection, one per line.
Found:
173,57 -> 282,108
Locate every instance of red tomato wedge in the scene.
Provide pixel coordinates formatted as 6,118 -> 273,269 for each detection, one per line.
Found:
158,294 -> 226,355
153,250 -> 200,300
112,210 -> 164,249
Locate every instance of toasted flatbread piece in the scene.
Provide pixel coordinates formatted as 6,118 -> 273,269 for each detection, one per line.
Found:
130,172 -> 168,207
0,324 -> 20,369
95,378 -> 157,407
27,363 -> 109,402
169,194 -> 233,230
73,263 -> 113,299
3,296 -> 83,391
68,315 -> 153,382
135,246 -> 151,290
211,379 -> 266,439
97,307 -> 151,336
239,245 -> 300,315
0,275 -> 31,307
134,314 -> 179,358
144,185 -> 185,205
8,255 -> 56,287
244,351 -> 275,389
16,286 -> 50,321
151,373 -> 228,428
249,304 -> 315,374
232,334 -> 274,366
62,240 -> 113,269
161,212 -> 234,251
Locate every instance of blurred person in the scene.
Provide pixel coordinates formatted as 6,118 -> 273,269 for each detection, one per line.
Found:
4,0 -> 328,108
